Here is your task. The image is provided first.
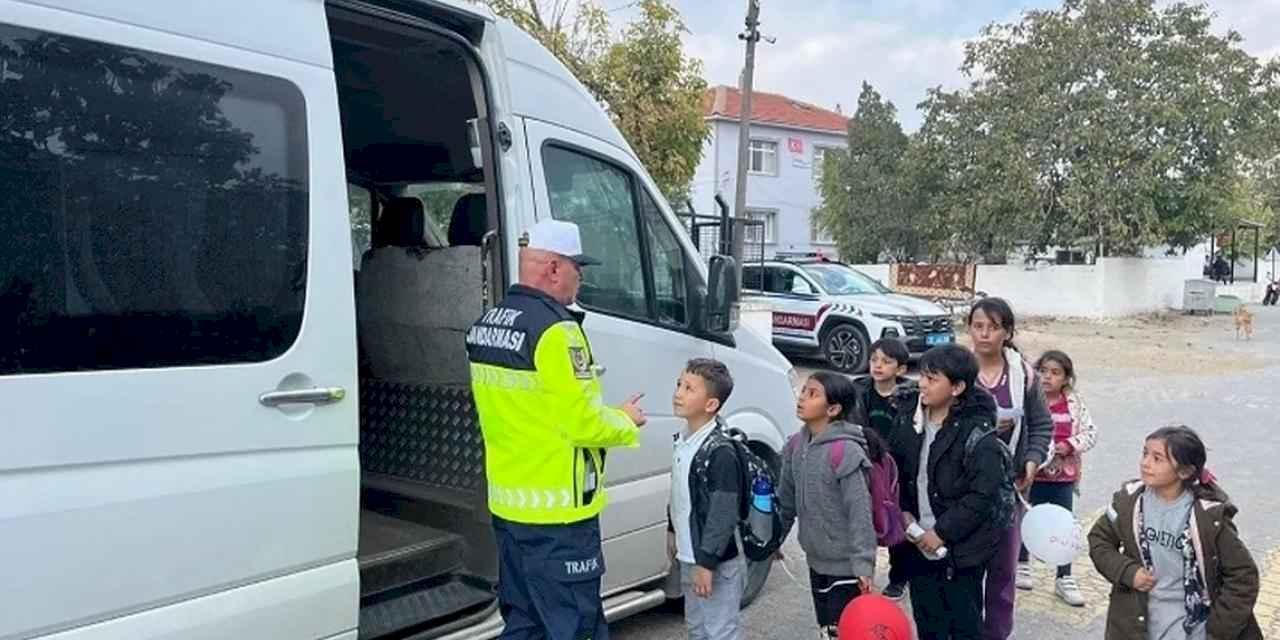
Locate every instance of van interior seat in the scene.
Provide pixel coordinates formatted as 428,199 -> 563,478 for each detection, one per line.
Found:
374,197 -> 429,250
356,193 -> 486,500
357,197 -> 482,384
447,193 -> 487,247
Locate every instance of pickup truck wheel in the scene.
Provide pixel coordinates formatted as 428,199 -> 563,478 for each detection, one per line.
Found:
822,323 -> 869,373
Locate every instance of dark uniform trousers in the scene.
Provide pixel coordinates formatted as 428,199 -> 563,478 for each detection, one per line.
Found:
494,515 -> 609,640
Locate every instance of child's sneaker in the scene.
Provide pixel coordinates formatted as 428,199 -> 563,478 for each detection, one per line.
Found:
882,581 -> 907,600
1016,562 -> 1034,590
1055,576 -> 1086,607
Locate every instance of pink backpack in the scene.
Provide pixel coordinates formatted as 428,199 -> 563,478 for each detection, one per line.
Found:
787,435 -> 906,547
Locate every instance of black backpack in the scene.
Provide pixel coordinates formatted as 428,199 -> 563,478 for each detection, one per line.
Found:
695,427 -> 784,561
963,424 -> 1017,529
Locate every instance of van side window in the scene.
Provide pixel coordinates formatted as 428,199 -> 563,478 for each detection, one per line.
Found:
0,23 -> 308,375
639,192 -> 687,326
542,145 -> 647,319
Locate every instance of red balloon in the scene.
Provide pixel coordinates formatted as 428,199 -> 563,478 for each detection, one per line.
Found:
837,594 -> 913,640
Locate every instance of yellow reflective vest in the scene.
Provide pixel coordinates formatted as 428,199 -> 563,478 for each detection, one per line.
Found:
465,285 -> 639,524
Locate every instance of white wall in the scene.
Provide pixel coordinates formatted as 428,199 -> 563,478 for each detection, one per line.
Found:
848,257 -> 1231,318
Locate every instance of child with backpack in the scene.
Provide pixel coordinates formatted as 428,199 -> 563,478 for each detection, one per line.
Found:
1089,425 -> 1261,639
667,358 -> 746,640
852,337 -> 914,599
777,372 -> 880,640
886,344 -> 1010,640
1016,349 -> 1097,606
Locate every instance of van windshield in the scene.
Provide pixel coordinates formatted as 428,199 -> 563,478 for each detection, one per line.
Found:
802,264 -> 890,295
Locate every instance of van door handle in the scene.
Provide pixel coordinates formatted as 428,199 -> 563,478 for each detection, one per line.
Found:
259,387 -> 347,407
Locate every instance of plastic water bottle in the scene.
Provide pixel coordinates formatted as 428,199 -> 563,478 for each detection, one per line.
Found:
906,522 -> 949,561
747,477 -> 773,542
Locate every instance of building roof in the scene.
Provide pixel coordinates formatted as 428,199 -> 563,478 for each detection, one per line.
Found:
703,85 -> 849,134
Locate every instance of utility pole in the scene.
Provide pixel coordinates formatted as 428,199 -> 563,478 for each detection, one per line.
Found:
731,0 -> 762,269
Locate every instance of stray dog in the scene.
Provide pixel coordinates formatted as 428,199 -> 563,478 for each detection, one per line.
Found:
1234,305 -> 1254,340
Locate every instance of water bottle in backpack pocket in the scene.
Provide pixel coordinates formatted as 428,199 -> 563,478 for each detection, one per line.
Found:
725,428 -> 784,561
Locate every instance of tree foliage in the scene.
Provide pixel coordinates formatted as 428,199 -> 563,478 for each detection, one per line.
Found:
819,0 -> 1280,262
485,0 -> 708,203
814,83 -> 914,262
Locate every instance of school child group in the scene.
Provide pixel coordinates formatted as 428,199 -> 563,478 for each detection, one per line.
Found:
666,297 -> 1262,640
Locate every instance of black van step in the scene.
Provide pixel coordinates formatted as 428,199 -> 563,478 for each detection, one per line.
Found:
359,575 -> 495,640
358,510 -> 466,599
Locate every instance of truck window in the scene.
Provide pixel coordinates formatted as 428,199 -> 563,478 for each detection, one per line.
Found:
543,145 -> 647,319
0,22 -> 308,375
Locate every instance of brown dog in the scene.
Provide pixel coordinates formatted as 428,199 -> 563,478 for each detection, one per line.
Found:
1234,304 -> 1254,340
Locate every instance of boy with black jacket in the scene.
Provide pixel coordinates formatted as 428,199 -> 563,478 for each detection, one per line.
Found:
851,337 -> 913,599
886,345 -> 1007,639
667,359 -> 744,640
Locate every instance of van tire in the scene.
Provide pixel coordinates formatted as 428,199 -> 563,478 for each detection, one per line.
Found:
740,556 -> 773,607
821,322 -> 869,373
740,441 -> 781,608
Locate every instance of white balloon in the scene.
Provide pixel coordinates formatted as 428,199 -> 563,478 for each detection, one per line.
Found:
1020,504 -> 1081,566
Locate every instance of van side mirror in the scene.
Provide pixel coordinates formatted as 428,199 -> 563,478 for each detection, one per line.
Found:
705,255 -> 740,334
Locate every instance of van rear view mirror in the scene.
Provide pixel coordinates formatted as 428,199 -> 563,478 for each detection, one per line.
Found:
706,255 -> 740,334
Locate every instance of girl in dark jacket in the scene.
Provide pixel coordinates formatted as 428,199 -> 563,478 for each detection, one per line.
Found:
1089,426 -> 1260,640
887,344 -> 1006,640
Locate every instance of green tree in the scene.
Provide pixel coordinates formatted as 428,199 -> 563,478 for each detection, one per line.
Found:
485,0 -> 708,203
814,83 -> 918,263
917,0 -> 1280,257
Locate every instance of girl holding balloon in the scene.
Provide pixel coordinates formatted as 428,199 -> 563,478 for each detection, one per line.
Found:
1016,349 -> 1097,607
1088,425 -> 1261,640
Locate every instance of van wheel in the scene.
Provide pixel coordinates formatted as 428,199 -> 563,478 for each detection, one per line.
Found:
822,323 -> 869,373
741,442 -> 781,609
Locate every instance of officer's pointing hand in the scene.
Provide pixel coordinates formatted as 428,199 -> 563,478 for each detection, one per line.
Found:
621,393 -> 647,427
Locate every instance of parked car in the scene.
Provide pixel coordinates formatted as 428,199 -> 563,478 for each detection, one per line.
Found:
744,258 -> 956,373
0,2 -> 800,638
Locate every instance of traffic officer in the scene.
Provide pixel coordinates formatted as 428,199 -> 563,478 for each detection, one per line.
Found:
466,218 -> 647,640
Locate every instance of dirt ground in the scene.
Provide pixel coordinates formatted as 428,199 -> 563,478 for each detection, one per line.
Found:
961,310 -> 1276,378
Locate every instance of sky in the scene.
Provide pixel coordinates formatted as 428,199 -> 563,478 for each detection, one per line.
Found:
614,0 -> 1280,131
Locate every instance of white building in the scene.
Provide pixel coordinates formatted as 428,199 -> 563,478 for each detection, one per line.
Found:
690,86 -> 848,259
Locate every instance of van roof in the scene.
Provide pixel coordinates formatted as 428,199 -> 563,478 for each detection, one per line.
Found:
407,0 -> 495,21
494,20 -> 636,159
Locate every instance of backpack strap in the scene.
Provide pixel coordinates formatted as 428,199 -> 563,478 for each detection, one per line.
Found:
829,440 -> 845,474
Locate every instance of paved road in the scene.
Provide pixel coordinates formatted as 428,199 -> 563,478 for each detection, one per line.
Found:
612,306 -> 1280,639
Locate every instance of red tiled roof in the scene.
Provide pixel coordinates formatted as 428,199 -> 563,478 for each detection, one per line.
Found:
703,85 -> 848,133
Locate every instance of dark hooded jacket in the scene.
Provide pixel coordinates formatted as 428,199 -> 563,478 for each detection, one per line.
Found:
886,384 -> 1005,569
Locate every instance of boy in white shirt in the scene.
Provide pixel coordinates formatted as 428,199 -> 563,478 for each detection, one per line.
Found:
667,358 -> 744,640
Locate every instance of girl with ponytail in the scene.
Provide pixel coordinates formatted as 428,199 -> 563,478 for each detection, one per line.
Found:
1089,425 -> 1261,639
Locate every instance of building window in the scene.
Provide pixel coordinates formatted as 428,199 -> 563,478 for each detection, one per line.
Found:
748,139 -> 778,175
744,209 -> 777,245
813,146 -> 839,182
810,212 -> 836,244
